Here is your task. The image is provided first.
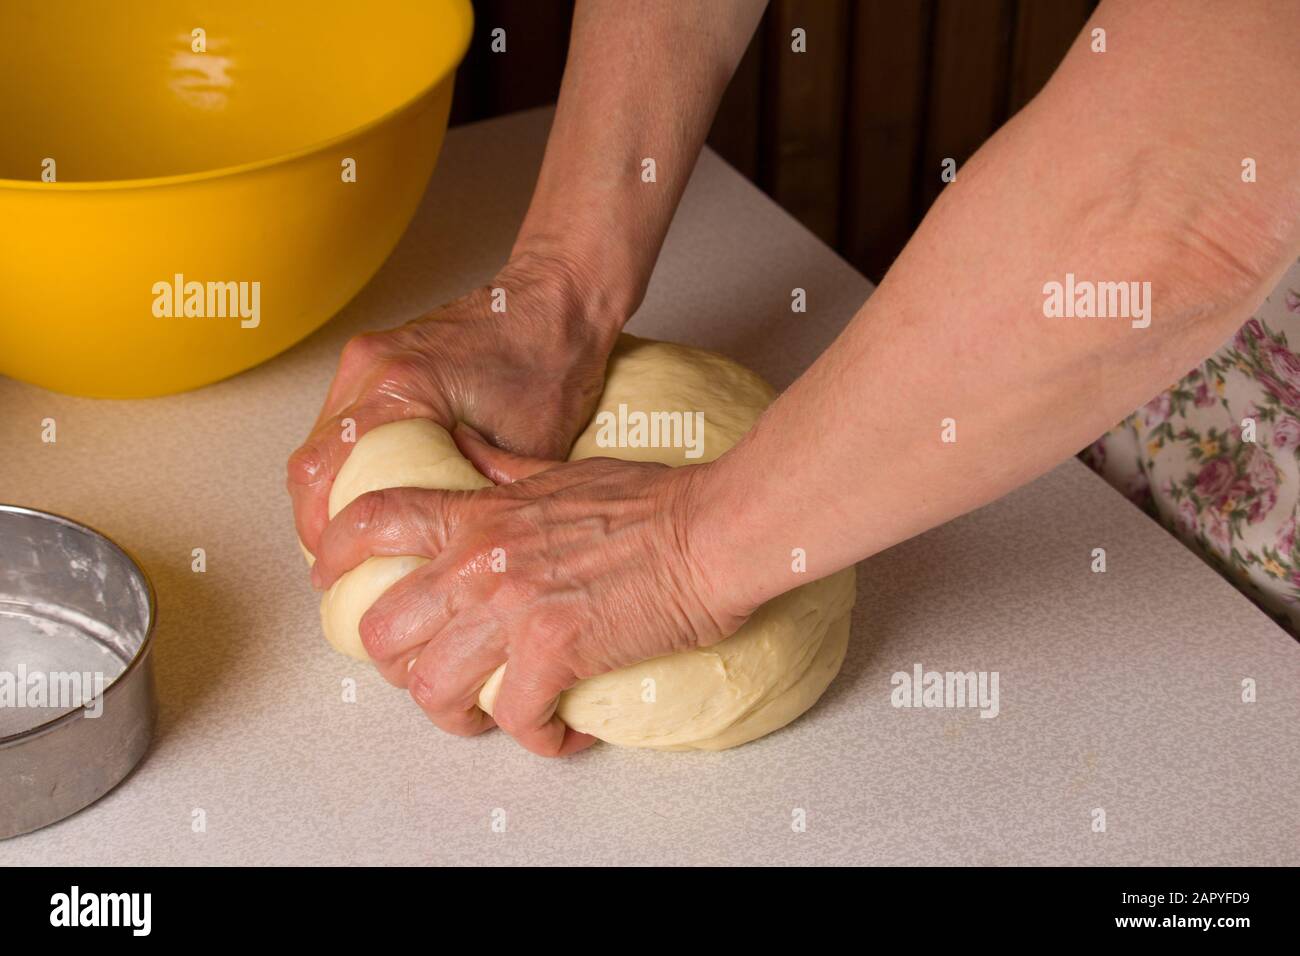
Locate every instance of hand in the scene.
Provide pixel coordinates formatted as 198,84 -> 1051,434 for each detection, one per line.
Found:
287,253 -> 621,555
309,426 -> 747,757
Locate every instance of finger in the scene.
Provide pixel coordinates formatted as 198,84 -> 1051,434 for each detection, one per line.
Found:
453,423 -> 561,485
357,552 -> 496,683
312,485 -> 474,590
288,403 -> 409,556
406,619 -> 502,737
491,654 -> 597,758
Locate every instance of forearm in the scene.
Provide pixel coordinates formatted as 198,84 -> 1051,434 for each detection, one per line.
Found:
511,0 -> 767,333
686,0 -> 1300,616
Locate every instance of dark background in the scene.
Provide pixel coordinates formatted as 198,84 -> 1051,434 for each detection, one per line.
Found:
449,0 -> 1098,284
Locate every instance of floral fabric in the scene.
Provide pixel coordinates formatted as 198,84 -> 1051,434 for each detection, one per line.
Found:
1082,257 -> 1300,634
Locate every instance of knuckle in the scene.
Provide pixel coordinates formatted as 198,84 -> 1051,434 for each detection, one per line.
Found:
408,673 -> 443,711
349,489 -> 392,535
340,333 -> 382,367
408,665 -> 457,714
358,609 -> 393,659
286,442 -> 325,485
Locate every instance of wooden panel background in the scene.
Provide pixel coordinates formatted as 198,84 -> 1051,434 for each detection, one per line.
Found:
450,0 -> 1097,284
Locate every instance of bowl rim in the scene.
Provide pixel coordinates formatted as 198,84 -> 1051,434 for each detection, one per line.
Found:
0,0 -> 473,194
0,503 -> 159,749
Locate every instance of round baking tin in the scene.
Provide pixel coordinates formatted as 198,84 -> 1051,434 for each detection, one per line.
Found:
0,504 -> 157,839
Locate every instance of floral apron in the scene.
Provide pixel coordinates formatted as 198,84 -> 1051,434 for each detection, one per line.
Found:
1082,257 -> 1300,634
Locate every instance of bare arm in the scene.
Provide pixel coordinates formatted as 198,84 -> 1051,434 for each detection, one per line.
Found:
312,0 -> 1300,756
687,0 -> 1300,615
511,0 -> 768,329
289,0 -> 764,552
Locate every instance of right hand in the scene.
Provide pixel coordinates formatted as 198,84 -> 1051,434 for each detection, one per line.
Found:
309,428 -> 745,756
287,254 -> 622,556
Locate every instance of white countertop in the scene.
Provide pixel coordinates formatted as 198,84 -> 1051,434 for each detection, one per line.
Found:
2,108 -> 1296,865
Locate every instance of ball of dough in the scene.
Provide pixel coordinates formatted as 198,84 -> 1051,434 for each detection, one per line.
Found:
318,335 -> 857,751
319,419 -> 490,660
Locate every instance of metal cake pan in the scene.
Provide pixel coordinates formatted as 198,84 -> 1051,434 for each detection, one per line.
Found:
0,504 -> 157,838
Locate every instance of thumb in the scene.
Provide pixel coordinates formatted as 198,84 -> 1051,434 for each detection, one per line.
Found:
454,423 -> 562,485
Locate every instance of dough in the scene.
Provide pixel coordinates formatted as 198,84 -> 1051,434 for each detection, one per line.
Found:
319,335 -> 857,751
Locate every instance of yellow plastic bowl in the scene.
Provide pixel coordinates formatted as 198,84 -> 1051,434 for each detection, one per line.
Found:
0,0 -> 473,398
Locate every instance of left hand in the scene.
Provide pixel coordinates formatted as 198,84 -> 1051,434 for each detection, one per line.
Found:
286,253 -> 622,557
309,426 -> 746,757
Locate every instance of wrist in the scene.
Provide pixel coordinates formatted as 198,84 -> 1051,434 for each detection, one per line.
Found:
481,250 -> 619,376
502,239 -> 642,347
666,457 -> 767,637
